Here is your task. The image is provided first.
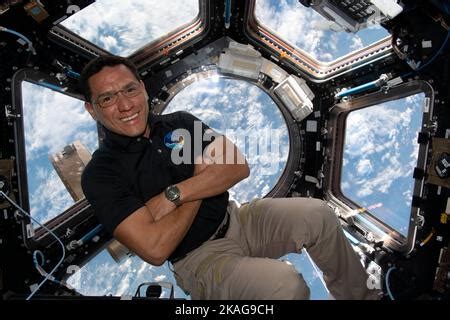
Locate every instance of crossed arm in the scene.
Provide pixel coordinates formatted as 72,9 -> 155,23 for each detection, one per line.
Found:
113,135 -> 250,265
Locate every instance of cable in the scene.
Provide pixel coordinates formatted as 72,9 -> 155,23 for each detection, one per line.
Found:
224,0 -> 231,29
32,250 -> 61,285
335,74 -> 390,99
0,26 -> 36,55
419,228 -> 435,247
303,249 -> 330,295
79,224 -> 103,244
33,250 -> 45,266
0,191 -> 66,300
385,266 -> 396,300
36,80 -> 67,93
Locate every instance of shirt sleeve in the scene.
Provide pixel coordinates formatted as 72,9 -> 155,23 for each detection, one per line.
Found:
81,157 -> 145,235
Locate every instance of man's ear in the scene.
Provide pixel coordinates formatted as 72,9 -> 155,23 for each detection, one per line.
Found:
85,101 -> 97,121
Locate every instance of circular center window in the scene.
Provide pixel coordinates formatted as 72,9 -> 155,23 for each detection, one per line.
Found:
163,76 -> 290,204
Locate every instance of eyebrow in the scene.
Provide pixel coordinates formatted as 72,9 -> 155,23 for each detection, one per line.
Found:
96,81 -> 139,98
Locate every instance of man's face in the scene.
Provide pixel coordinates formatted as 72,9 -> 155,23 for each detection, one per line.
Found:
85,64 -> 150,137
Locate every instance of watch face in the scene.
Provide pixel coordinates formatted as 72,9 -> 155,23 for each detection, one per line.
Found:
166,185 -> 180,201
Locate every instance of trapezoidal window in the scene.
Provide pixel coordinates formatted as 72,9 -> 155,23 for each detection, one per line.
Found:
254,0 -> 390,63
66,246 -> 189,299
341,93 -> 425,237
59,0 -> 199,56
21,81 -> 98,227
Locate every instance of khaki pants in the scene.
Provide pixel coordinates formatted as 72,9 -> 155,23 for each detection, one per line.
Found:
172,198 -> 379,300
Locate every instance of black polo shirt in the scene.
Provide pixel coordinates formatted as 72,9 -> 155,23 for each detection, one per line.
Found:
81,111 -> 229,262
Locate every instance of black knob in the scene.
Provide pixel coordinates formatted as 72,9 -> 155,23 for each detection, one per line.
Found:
146,284 -> 162,298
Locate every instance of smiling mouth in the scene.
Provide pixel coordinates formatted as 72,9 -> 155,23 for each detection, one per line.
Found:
121,112 -> 139,122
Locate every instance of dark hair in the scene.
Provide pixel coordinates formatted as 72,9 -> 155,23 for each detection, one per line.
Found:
79,55 -> 141,102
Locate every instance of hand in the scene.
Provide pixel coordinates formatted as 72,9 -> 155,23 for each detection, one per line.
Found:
146,192 -> 177,221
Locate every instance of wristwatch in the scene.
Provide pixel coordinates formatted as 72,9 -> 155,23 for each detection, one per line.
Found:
164,185 -> 181,206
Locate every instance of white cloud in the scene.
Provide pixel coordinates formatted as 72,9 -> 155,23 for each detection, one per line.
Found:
61,0 -> 199,56
22,81 -> 99,222
72,254 -> 136,296
345,103 -> 409,158
118,258 -> 132,272
137,260 -> 152,279
22,82 -> 97,160
73,130 -> 99,155
355,149 -> 412,198
357,181 -> 373,197
409,133 -> 420,168
350,36 -> 364,51
30,169 -> 74,224
341,181 -> 350,191
255,0 -> 326,60
344,94 -> 424,201
356,158 -> 373,176
154,274 -> 167,282
102,35 -> 118,52
255,0 -> 389,62
67,251 -> 189,299
36,166 -> 47,180
403,189 -> 412,207
116,273 -> 132,296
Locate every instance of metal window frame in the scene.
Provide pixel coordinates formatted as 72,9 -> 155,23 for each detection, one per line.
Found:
323,80 -> 434,253
48,0 -> 209,68
244,0 -> 394,81
11,69 -> 96,247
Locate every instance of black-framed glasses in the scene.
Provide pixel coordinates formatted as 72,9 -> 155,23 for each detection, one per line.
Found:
93,82 -> 143,108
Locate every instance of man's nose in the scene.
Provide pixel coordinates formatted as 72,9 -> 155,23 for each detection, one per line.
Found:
116,92 -> 133,111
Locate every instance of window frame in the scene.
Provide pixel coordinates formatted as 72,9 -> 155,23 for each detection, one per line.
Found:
323,80 -> 434,253
244,0 -> 394,81
48,0 -> 208,68
11,69 -> 99,247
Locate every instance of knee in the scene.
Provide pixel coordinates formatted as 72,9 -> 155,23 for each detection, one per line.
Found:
270,263 -> 310,300
303,199 -> 341,246
313,199 -> 339,229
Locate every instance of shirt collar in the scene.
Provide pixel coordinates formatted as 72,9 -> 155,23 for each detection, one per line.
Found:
101,113 -> 163,152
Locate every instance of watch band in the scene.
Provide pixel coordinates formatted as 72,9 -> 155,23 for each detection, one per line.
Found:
172,195 -> 181,206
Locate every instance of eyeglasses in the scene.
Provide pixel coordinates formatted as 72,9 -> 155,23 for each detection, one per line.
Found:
93,82 -> 143,108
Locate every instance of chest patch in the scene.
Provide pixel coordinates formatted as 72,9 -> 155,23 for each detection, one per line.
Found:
164,130 -> 185,150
